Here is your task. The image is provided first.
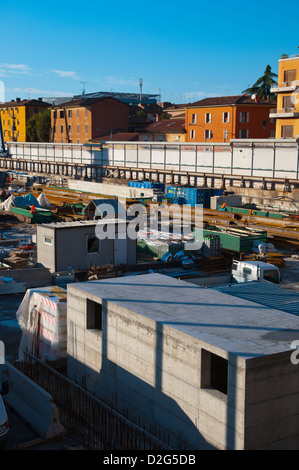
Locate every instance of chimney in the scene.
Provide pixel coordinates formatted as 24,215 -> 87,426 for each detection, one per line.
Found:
16,97 -> 21,103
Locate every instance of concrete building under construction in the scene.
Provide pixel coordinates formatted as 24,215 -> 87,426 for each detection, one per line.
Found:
66,272 -> 299,450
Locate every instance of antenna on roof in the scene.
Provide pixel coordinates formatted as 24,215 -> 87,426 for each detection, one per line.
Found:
139,78 -> 143,104
80,81 -> 89,97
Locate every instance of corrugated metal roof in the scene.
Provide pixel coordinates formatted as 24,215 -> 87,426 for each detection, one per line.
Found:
212,282 -> 299,317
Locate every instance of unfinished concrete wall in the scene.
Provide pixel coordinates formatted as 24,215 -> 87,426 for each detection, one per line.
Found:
67,287 -> 247,450
245,351 -> 299,450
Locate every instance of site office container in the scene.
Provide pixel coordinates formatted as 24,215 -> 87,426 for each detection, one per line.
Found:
166,186 -> 223,208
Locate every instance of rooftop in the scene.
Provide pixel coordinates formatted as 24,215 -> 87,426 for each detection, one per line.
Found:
140,118 -> 186,134
187,95 -> 273,108
38,218 -> 127,229
0,98 -> 51,108
68,273 -> 299,359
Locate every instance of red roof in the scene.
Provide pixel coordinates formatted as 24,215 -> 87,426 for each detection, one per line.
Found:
187,95 -> 272,107
140,118 -> 186,134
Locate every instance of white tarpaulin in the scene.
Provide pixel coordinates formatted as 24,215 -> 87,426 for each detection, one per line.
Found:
37,193 -> 51,209
16,286 -> 67,362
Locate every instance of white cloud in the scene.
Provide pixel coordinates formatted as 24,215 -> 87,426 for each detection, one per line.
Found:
7,87 -> 74,97
0,63 -> 31,77
51,70 -> 79,80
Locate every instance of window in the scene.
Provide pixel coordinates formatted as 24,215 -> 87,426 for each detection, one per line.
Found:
44,236 -> 53,245
68,125 -> 72,132
77,124 -> 80,133
68,109 -> 72,118
284,69 -> 296,84
34,107 -> 38,114
263,269 -> 280,284
243,267 -> 252,274
205,113 -> 212,123
239,129 -> 249,138
223,129 -> 228,140
263,119 -> 268,129
191,113 -> 197,124
270,129 -> 275,138
59,110 -> 64,118
53,110 -> 57,119
201,349 -> 228,395
239,111 -> 249,123
85,108 -> 88,117
283,95 -> 293,110
222,112 -> 230,123
281,125 -> 294,138
205,129 -> 212,139
60,125 -> 64,133
190,129 -> 195,139
86,299 -> 102,330
85,124 -> 88,133
158,135 -> 164,142
87,235 -> 99,253
77,109 -> 80,118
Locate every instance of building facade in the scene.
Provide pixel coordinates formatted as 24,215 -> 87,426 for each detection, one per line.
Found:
0,98 -> 50,142
270,54 -> 299,138
51,97 -> 129,143
36,219 -> 136,273
185,95 -> 275,143
138,117 -> 186,142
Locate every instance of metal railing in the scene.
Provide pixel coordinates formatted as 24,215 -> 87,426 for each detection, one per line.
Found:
13,352 -> 173,450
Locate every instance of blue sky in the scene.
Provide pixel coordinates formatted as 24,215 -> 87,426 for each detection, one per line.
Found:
0,0 -> 298,103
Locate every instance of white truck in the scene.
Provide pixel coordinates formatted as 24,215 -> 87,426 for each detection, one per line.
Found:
183,260 -> 281,287
231,260 -> 281,284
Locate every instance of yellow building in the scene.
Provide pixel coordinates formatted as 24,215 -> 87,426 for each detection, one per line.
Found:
0,98 -> 50,142
270,54 -> 299,138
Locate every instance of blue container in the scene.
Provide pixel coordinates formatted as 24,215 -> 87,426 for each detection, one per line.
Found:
166,186 -> 223,208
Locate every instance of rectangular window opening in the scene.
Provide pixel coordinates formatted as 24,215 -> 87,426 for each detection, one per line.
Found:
201,349 -> 228,395
86,299 -> 102,330
87,235 -> 99,253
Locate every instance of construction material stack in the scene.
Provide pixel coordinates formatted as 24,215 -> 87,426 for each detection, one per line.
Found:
16,286 -> 67,362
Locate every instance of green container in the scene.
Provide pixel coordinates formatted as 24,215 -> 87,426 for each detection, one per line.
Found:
11,206 -> 52,224
216,205 -> 283,219
194,226 -> 267,253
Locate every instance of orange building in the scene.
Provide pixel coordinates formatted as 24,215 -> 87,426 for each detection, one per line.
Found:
51,96 -> 129,143
270,54 -> 299,138
185,95 -> 275,143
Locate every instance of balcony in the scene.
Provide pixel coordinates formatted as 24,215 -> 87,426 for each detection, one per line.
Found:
271,80 -> 299,93
270,107 -> 299,118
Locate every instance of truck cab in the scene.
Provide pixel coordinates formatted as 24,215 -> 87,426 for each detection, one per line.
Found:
231,260 -> 281,284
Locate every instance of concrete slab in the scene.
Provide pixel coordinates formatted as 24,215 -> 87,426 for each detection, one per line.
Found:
68,273 -> 299,358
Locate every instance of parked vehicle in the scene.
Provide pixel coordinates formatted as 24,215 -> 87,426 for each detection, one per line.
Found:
231,260 -> 281,284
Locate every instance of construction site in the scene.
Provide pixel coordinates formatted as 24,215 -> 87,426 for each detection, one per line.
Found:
2,139 -> 299,450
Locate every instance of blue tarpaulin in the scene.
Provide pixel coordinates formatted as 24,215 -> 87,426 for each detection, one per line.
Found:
13,193 -> 41,209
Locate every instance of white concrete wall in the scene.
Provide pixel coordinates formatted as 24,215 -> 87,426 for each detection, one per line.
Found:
1,363 -> 64,439
67,289 -> 247,450
7,139 -> 299,179
67,180 -> 154,199
245,351 -> 299,450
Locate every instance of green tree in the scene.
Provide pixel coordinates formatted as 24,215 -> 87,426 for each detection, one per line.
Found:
26,108 -> 51,142
243,65 -> 278,101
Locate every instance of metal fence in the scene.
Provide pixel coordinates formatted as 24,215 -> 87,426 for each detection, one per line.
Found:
13,352 -> 172,450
